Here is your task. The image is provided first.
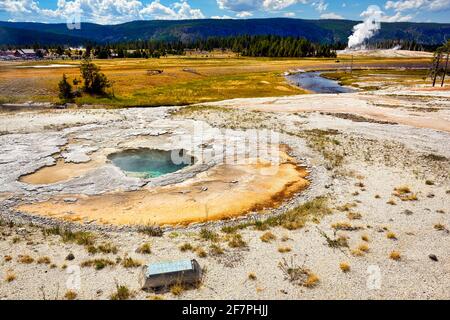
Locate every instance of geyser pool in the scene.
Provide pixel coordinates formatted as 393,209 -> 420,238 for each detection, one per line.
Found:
108,149 -> 194,178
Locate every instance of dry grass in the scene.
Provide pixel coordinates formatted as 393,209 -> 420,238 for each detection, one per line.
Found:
110,284 -> 133,300
269,197 -> 331,230
37,256 -> 51,264
121,257 -> 142,268
390,251 -> 401,261
0,57 -> 315,107
209,244 -> 224,256
351,249 -> 365,257
317,228 -> 349,249
332,222 -> 361,231
337,203 -> 357,212
304,273 -> 320,288
199,228 -> 220,242
81,258 -> 115,270
278,257 -> 319,288
358,243 -> 370,252
137,225 -> 164,237
220,198 -> 330,233
5,271 -> 16,282
387,232 -> 398,240
196,247 -> 207,258
87,242 -> 118,255
339,262 -> 351,273
393,186 -> 418,201
179,243 -> 193,252
434,223 -> 447,231
260,232 -> 276,243
64,290 -> 78,300
136,243 -> 152,254
387,199 -> 397,205
18,254 -> 34,264
43,227 -> 96,246
278,246 -> 292,253
170,283 -> 185,296
394,185 -> 411,194
228,233 -> 247,248
347,212 -> 362,220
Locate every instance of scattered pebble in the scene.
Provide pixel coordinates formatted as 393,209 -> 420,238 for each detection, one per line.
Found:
429,254 -> 438,262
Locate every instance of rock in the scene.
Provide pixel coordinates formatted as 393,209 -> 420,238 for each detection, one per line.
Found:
429,254 -> 438,262
427,193 -> 435,198
66,253 -> 75,261
402,209 -> 414,216
17,227 -> 28,235
201,187 -> 208,192
63,198 -> 78,203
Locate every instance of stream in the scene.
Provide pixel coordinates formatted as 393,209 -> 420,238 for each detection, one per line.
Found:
286,71 -> 355,94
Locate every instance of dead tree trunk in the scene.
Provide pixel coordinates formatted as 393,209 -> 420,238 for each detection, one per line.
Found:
441,52 -> 449,87
432,53 -> 441,87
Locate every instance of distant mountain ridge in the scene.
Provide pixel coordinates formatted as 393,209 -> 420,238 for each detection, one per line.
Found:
0,18 -> 449,46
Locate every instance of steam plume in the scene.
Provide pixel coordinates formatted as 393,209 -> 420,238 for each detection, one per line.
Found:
347,5 -> 382,49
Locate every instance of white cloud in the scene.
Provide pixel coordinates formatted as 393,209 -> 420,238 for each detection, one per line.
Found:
320,12 -> 344,19
216,0 -> 306,13
381,11 -> 413,21
211,15 -> 234,19
172,1 -> 205,19
385,0 -> 450,12
263,0 -> 304,11
0,0 -> 205,24
0,0 -> 39,13
217,0 -> 261,12
236,11 -> 253,17
283,11 -> 296,17
312,0 -> 328,12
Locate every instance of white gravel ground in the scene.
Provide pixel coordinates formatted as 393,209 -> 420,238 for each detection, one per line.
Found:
0,88 -> 449,300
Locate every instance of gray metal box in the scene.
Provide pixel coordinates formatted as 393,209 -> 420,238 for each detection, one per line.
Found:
140,259 -> 202,290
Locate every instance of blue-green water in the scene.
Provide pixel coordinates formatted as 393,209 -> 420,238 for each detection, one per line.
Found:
108,149 -> 193,179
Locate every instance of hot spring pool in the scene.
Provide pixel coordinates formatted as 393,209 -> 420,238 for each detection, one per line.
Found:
108,149 -> 194,179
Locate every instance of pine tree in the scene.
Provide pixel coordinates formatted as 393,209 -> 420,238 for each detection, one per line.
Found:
58,74 -> 74,102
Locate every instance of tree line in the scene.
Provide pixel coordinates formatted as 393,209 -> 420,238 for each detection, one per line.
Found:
4,35 -> 340,58
363,39 -> 439,51
106,35 -> 338,58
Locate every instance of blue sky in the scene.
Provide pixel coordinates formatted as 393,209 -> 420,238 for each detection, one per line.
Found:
0,0 -> 449,24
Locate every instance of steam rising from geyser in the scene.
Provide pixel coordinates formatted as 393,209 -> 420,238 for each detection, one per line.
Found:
348,5 -> 382,49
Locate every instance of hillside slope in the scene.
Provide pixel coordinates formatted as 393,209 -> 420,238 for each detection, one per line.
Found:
0,18 -> 449,46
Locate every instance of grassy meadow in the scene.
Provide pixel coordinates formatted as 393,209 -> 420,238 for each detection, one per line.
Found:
0,55 -> 432,107
322,68 -> 430,91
